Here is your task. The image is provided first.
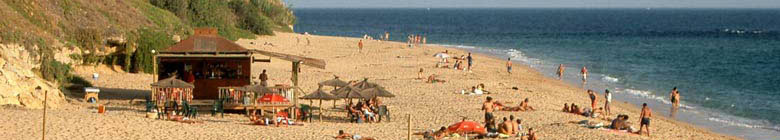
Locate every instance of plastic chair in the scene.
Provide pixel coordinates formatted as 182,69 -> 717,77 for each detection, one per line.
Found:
212,98 -> 225,118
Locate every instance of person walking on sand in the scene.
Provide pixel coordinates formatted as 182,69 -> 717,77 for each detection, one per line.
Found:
422,36 -> 427,47
604,89 -> 612,116
557,64 -> 565,80
670,87 -> 680,107
259,69 -> 269,86
384,32 -> 389,41
506,58 -> 512,74
639,103 -> 652,136
467,53 -> 474,72
588,90 -> 597,111
482,96 -> 496,123
581,66 -> 588,85
358,40 -> 364,52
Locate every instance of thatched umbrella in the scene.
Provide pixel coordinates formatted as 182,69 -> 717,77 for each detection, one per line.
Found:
353,78 -> 381,90
300,87 -> 339,122
150,77 -> 194,88
318,76 -> 349,87
359,87 -> 395,99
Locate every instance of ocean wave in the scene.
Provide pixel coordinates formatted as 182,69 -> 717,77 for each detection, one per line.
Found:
436,44 -> 476,49
601,75 -> 619,83
619,88 -> 695,109
706,115 -> 780,131
707,117 -> 762,129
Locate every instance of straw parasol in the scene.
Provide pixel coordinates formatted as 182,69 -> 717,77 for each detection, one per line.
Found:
318,76 -> 349,87
353,78 -> 381,90
300,87 -> 339,122
150,77 -> 194,88
359,87 -> 395,99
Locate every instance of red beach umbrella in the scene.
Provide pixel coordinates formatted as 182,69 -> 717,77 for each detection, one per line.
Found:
258,94 -> 289,103
447,120 -> 487,135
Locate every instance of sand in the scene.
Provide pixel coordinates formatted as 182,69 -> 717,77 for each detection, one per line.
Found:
0,32 -> 739,140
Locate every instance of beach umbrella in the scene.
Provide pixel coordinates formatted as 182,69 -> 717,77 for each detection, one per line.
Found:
359,87 -> 395,99
238,84 -> 277,94
150,77 -> 194,88
318,76 -> 349,87
333,86 -> 367,99
353,78 -> 381,90
447,120 -> 487,135
300,87 -> 340,122
433,52 -> 450,59
258,94 -> 289,103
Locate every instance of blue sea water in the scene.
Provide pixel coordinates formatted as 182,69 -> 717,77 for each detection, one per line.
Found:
293,8 -> 780,139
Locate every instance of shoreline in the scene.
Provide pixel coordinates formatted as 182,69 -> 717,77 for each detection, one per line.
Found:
433,42 -> 740,139
0,32 -> 740,139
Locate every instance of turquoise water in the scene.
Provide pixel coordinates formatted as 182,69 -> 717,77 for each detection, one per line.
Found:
293,8 -> 780,139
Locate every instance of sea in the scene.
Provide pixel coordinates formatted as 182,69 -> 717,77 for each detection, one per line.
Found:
292,8 -> 780,139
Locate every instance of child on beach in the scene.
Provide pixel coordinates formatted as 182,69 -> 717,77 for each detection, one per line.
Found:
506,58 -> 512,74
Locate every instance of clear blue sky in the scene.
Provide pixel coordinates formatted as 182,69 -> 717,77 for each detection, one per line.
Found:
283,0 -> 780,8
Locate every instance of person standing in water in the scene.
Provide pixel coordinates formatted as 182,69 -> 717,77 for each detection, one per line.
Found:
581,66 -> 588,85
358,40 -> 364,53
604,89 -> 612,116
557,64 -> 565,80
670,87 -> 680,107
506,58 -> 513,74
639,103 -> 653,136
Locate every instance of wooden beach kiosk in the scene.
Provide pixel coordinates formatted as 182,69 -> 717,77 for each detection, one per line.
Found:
152,28 -> 326,118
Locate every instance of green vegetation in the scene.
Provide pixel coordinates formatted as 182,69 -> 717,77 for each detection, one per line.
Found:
230,0 -> 275,35
132,28 -> 174,73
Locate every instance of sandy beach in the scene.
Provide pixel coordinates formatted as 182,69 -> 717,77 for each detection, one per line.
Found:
0,32 -> 739,139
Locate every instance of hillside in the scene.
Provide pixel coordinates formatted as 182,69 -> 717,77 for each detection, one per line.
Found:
0,0 -> 295,108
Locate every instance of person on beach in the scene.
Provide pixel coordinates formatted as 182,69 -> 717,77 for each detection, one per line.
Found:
562,103 -> 570,112
557,64 -> 565,80
588,90 -> 598,110
384,32 -> 389,41
418,68 -> 424,79
485,118 -> 499,138
581,66 -> 588,85
519,98 -> 536,111
482,96 -> 496,122
467,53 -> 473,72
506,58 -> 513,74
498,117 -> 513,138
510,115 -> 519,136
259,69 -> 268,86
670,87 -> 680,107
525,128 -> 538,140
335,130 -> 375,140
515,119 -> 524,136
639,103 -> 653,136
604,89 -> 612,116
358,40 -> 364,52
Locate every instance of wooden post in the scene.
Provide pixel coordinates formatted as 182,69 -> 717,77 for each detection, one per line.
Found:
319,99 -> 323,122
153,54 -> 158,82
309,100 -> 313,123
42,90 -> 47,140
291,61 -> 300,119
407,114 -> 412,140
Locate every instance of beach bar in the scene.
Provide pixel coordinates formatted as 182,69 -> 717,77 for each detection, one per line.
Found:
153,28 -> 327,119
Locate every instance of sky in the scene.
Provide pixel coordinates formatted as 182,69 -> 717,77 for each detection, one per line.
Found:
283,0 -> 780,8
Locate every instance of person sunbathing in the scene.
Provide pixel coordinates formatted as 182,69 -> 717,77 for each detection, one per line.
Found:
610,115 -> 631,130
426,74 -> 447,83
335,130 -> 375,140
563,103 -> 570,112
519,98 -> 536,111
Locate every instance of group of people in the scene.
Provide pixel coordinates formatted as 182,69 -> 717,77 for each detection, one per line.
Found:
479,96 -> 538,139
461,83 -> 491,95
452,53 -> 474,72
555,64 -> 589,86
407,34 -> 426,48
346,98 -> 384,123
559,86 -> 670,136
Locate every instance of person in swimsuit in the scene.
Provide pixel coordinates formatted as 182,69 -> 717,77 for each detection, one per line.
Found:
510,115 -> 519,136
482,96 -> 496,123
670,87 -> 680,107
581,66 -> 588,85
335,130 -> 375,140
526,128 -> 538,140
588,90 -> 597,111
358,40 -> 364,53
506,58 -> 512,74
639,103 -> 652,136
562,103 -> 570,112
557,64 -> 565,80
520,98 -> 536,111
467,53 -> 474,72
604,89 -> 612,116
